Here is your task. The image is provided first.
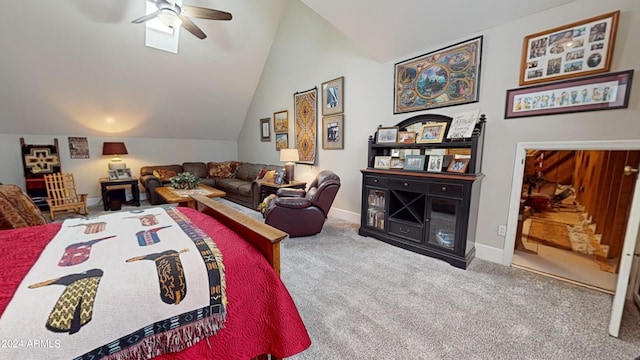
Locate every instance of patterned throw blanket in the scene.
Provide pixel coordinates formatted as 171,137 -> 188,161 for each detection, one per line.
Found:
0,207 -> 227,360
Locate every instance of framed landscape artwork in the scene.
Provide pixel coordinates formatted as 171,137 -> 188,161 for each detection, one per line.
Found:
321,76 -> 344,116
275,133 -> 288,151
394,36 -> 483,114
274,110 -> 289,133
520,10 -> 619,85
505,69 -> 633,119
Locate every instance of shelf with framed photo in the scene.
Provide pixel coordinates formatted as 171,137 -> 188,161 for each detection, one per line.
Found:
359,112 -> 486,269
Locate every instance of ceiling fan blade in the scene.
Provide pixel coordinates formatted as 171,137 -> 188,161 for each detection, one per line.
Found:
179,15 -> 207,39
132,10 -> 161,24
181,6 -> 232,21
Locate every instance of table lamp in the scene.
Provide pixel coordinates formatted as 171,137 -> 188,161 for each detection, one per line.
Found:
102,142 -> 128,170
280,148 -> 299,183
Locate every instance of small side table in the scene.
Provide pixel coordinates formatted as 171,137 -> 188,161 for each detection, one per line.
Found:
259,180 -> 307,202
99,178 -> 141,211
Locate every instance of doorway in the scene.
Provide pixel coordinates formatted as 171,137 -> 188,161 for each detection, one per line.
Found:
511,149 -> 635,293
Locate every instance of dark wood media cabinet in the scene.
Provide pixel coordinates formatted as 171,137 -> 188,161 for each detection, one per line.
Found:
358,113 -> 486,269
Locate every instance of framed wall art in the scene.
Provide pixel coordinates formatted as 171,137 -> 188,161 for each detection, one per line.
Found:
68,137 -> 89,159
322,114 -> 344,150
275,133 -> 289,151
427,155 -> 444,172
416,122 -> 447,144
374,156 -> 391,169
274,110 -> 289,133
376,127 -> 399,144
505,69 -> 633,119
394,36 -> 483,114
520,10 -> 620,86
322,76 -> 344,116
260,117 -> 271,142
294,88 -> 317,164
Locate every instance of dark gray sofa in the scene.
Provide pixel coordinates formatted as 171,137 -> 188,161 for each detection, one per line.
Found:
140,162 -> 280,210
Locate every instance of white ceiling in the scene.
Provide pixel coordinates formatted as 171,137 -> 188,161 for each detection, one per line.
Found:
0,0 -> 574,140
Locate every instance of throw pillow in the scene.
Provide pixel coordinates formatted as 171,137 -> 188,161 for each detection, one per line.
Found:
153,169 -> 177,182
263,170 -> 276,181
207,162 -> 233,178
256,168 -> 268,180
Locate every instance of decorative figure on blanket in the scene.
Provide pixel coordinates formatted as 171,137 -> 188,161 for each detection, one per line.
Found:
123,213 -> 161,226
136,225 -> 172,246
58,235 -> 117,266
126,249 -> 189,305
68,221 -> 107,234
28,269 -> 104,334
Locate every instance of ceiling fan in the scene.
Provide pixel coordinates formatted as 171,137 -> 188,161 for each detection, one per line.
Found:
132,0 -> 232,40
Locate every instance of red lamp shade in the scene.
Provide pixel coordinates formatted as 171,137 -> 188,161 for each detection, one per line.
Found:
102,142 -> 128,156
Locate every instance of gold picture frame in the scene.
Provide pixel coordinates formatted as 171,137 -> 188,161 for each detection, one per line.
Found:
519,10 -> 620,86
274,110 -> 289,133
416,122 -> 447,144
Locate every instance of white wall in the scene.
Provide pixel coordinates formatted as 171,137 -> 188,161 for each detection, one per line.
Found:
0,134 -> 237,205
238,0 -> 640,262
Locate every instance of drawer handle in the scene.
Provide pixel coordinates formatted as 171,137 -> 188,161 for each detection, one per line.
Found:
441,186 -> 447,191
403,182 -> 409,187
373,179 -> 378,183
399,227 -> 411,234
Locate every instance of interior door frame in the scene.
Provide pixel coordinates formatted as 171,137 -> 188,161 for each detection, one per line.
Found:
502,140 -> 640,336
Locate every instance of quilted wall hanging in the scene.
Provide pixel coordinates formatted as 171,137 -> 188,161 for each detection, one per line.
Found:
294,87 -> 317,164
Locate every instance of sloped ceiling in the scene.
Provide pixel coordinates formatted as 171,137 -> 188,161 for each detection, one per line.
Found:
0,0 -> 574,140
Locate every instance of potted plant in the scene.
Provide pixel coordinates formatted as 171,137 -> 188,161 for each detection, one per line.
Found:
170,172 -> 201,190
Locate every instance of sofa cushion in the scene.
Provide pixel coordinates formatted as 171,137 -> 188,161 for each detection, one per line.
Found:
235,163 -> 264,181
182,162 -> 208,178
215,178 -> 247,195
153,169 -> 177,182
207,162 -> 234,178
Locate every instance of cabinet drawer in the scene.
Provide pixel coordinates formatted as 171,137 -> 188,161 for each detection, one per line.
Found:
388,220 -> 423,243
389,178 -> 426,193
427,183 -> 464,198
365,175 -> 388,187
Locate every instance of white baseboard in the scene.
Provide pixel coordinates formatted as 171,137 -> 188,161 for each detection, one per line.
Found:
475,243 -> 505,265
329,207 -> 360,224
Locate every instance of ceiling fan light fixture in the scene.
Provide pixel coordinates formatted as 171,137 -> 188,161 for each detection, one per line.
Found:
157,11 -> 182,28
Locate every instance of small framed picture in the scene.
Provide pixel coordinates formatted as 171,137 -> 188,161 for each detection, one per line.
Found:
447,158 -> 470,173
417,122 -> 447,144
390,158 -> 405,169
260,117 -> 271,142
376,127 -> 399,144
374,156 -> 391,169
108,170 -> 118,181
274,169 -> 285,185
427,155 -> 444,172
116,168 -> 132,179
275,133 -> 288,151
404,155 -> 426,171
398,131 -> 416,144
321,76 -> 344,116
322,114 -> 344,150
390,149 -> 401,157
274,110 -> 289,133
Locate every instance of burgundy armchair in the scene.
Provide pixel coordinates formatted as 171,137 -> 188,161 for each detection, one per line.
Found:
264,170 -> 341,237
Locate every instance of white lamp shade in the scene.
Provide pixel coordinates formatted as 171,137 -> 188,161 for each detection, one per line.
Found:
280,148 -> 300,163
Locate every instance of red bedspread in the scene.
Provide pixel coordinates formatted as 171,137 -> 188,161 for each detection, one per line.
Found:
0,207 -> 310,359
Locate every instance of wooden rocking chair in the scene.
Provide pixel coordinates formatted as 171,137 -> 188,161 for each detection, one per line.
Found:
44,173 -> 88,220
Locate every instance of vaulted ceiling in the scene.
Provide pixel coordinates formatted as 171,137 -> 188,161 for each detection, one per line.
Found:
0,0 -> 574,140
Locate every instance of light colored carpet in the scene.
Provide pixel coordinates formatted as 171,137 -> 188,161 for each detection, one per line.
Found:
46,199 -> 640,359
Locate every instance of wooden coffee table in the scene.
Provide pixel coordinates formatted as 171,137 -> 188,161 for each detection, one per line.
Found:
155,184 -> 226,209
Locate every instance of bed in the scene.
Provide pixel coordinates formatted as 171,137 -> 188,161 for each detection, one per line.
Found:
0,194 -> 311,359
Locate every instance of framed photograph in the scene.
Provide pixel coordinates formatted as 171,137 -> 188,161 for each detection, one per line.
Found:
398,131 -> 416,144
390,149 -> 401,157
505,69 -> 633,119
447,158 -> 470,173
373,156 -> 391,169
274,169 -> 285,185
417,122 -> 447,144
275,133 -> 289,151
108,170 -> 118,181
427,155 -> 444,172
116,168 -> 132,179
322,76 -> 344,116
394,36 -> 482,114
322,114 -> 344,150
260,117 -> 271,141
376,126 -> 399,144
390,158 -> 405,169
274,110 -> 289,133
68,136 -> 89,159
404,155 -> 426,171
520,11 -> 619,86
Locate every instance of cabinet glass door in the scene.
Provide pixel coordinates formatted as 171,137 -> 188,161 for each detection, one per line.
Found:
427,197 -> 459,250
366,189 -> 386,230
